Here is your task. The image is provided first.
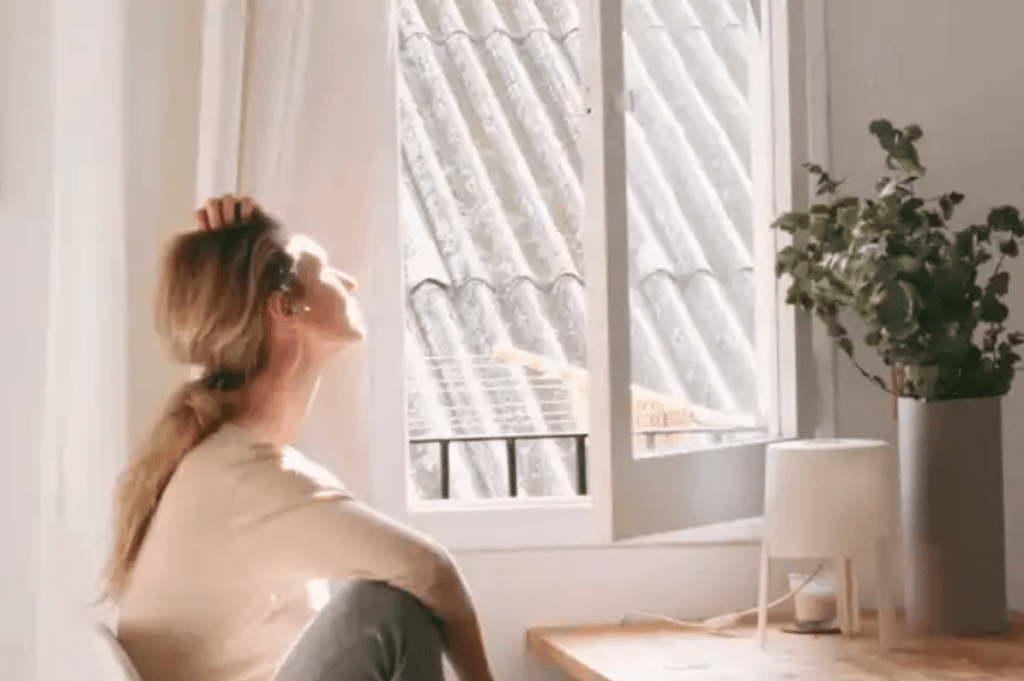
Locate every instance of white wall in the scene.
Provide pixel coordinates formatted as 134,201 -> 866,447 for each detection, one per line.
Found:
4,1 -> 1024,680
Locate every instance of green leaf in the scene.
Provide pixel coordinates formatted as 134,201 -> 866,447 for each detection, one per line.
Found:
981,294 -> 1010,323
989,206 -> 1024,236
875,280 -> 918,338
878,178 -> 900,197
903,197 -> 925,212
954,229 -> 974,258
869,119 -> 896,143
838,337 -> 854,356
1001,239 -> 1020,257
929,331 -> 971,359
819,176 -> 844,195
923,210 -> 944,228
803,164 -> 844,195
838,205 -> 859,229
827,320 -> 848,338
939,196 -> 954,220
773,212 -> 810,233
989,271 -> 1011,296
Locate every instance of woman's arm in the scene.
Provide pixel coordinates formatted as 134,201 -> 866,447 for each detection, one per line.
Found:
441,613 -> 495,681
231,454 -> 496,681
427,554 -> 495,681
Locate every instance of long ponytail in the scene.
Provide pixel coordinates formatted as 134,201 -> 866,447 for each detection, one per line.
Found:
103,213 -> 297,601
101,376 -> 237,600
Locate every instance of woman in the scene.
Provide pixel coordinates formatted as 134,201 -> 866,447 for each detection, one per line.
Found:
106,196 -> 495,681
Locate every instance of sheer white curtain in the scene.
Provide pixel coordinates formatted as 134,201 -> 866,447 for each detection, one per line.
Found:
208,0 -> 397,497
34,0 -> 129,679
12,0 -> 395,678
28,0 -> 129,679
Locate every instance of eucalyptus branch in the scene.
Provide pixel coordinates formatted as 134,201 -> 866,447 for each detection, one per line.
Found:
774,119 -> 1023,401
846,355 -> 892,394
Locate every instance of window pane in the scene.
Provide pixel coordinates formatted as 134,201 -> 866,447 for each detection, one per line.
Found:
623,0 -> 771,456
399,0 -> 587,500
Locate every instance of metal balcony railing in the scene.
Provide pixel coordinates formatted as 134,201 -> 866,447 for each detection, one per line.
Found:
410,424 -> 768,499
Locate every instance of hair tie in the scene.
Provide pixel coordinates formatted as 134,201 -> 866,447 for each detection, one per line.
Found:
204,370 -> 242,392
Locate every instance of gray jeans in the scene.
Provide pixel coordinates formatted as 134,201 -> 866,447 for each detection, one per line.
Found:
275,582 -> 444,681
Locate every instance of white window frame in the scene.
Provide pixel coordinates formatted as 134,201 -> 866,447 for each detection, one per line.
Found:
194,0 -> 836,551
368,0 -> 836,551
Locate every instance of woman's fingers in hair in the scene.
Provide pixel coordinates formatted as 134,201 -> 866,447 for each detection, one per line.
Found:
207,196 -> 229,229
218,195 -> 241,226
192,207 -> 211,231
193,195 -> 258,231
239,197 -> 255,220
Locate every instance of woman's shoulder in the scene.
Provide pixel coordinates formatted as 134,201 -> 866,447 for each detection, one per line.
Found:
238,444 -> 348,497
209,427 -> 352,522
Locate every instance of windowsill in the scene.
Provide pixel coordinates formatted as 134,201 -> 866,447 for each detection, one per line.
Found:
615,515 -> 763,547
452,516 -> 763,555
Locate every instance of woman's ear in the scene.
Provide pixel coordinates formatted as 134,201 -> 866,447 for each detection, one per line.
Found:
266,291 -> 296,322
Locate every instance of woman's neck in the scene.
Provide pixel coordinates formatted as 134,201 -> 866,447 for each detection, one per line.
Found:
232,357 -> 323,447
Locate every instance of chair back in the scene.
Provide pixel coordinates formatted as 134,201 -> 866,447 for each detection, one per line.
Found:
94,623 -> 143,681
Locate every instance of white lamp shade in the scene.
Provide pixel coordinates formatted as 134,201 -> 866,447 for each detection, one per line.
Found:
764,439 -> 896,559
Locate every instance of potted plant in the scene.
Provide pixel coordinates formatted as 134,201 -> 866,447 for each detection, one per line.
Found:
772,120 -> 1022,635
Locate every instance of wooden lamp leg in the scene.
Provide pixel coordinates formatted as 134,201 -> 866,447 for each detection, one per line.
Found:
836,557 -> 852,636
757,542 -> 770,647
849,558 -> 861,635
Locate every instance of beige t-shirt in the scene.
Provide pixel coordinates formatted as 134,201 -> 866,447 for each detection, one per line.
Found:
117,423 -> 471,681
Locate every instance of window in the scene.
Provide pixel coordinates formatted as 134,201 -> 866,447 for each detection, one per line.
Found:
372,0 -> 825,547
399,0 -> 590,502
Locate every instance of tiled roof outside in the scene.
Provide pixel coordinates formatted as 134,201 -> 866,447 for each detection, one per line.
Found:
399,0 -> 766,500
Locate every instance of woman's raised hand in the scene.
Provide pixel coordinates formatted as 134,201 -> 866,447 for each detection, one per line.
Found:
193,195 -> 257,231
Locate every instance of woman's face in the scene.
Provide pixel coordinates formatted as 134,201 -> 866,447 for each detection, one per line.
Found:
286,237 -> 365,353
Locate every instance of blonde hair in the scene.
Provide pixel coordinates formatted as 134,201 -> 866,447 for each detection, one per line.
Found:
102,211 -> 302,600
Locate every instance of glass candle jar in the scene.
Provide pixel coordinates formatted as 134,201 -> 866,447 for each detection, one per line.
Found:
790,570 -> 838,631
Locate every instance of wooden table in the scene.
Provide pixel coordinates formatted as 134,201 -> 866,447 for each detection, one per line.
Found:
527,616 -> 1024,680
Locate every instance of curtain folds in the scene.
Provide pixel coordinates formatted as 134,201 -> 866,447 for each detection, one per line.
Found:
228,0 -> 397,497
35,1 -> 129,680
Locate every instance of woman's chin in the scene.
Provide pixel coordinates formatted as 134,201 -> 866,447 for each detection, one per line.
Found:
346,318 -> 367,342
330,324 -> 367,350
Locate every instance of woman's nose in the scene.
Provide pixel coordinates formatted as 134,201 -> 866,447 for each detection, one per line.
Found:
333,268 -> 358,292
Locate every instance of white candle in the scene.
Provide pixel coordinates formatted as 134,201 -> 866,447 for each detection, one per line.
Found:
790,572 -> 838,627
